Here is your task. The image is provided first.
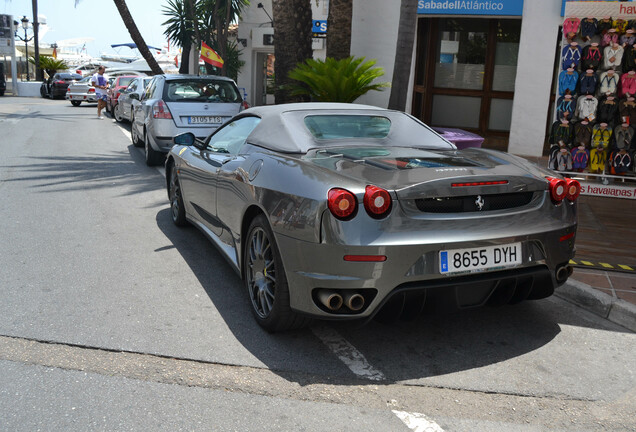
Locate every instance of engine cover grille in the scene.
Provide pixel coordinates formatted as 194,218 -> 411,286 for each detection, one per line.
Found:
415,192 -> 535,213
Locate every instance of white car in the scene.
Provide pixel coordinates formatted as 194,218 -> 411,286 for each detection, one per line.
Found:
65,76 -> 98,106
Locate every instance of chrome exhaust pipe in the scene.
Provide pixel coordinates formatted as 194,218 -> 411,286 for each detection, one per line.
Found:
317,290 -> 343,311
555,265 -> 570,283
344,292 -> 365,311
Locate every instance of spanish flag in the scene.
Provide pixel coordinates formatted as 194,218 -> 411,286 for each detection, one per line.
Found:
200,42 -> 224,68
52,46 -> 57,59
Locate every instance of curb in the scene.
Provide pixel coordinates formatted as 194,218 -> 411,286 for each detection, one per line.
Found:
555,279 -> 636,332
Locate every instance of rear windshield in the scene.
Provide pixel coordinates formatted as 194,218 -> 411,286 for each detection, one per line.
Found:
118,77 -> 135,87
304,115 -> 391,139
59,73 -> 82,80
163,79 -> 241,103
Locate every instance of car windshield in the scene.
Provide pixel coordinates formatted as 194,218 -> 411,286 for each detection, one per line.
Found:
79,76 -> 92,83
163,79 -> 241,103
304,115 -> 391,139
59,73 -> 82,80
118,77 -> 135,87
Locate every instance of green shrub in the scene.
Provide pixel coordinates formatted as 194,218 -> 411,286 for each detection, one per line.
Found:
287,56 -> 390,103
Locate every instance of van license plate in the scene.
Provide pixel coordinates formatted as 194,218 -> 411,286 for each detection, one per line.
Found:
439,243 -> 521,274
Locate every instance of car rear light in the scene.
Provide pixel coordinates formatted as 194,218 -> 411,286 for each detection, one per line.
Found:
547,177 -> 567,203
88,88 -> 95,93
343,255 -> 387,262
328,188 -> 357,220
54,80 -> 65,84
152,100 -> 173,119
363,185 -> 392,218
66,87 -> 71,92
565,178 -> 581,201
241,100 -> 250,110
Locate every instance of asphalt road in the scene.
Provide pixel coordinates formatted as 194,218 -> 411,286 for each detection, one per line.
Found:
0,97 -> 635,432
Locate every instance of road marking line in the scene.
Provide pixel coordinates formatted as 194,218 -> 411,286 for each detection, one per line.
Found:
600,262 -> 614,268
392,410 -> 445,432
569,259 -> 577,265
580,260 -> 594,266
619,264 -> 634,271
311,326 -> 385,381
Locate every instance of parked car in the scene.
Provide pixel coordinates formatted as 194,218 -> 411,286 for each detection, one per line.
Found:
0,62 -> 6,96
65,76 -> 98,106
40,72 -> 82,99
106,75 -> 138,113
113,76 -> 151,123
131,74 -> 244,166
165,103 -> 581,332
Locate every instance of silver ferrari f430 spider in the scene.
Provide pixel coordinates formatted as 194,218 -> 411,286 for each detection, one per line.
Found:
166,103 -> 579,332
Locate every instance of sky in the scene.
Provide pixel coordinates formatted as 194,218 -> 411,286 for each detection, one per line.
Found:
1,0 -> 173,57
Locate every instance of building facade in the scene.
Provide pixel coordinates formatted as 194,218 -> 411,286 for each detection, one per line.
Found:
236,0 -> 589,157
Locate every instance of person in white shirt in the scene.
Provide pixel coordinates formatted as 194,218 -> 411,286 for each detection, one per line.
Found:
90,66 -> 108,119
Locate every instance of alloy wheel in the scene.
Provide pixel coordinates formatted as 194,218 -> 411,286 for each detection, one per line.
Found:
246,227 -> 276,319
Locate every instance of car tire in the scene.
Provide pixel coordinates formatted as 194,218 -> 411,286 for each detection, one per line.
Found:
144,131 -> 165,166
168,164 -> 188,227
70,100 -> 81,107
131,117 -> 143,147
113,103 -> 124,122
244,214 -> 311,332
40,87 -> 47,98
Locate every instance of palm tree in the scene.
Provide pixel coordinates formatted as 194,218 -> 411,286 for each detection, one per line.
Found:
32,0 -> 43,81
162,0 -> 194,73
326,0 -> 352,60
387,0 -> 418,111
272,0 -> 313,103
112,0 -> 163,75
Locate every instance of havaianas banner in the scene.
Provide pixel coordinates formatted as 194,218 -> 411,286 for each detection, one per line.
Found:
417,0 -> 524,16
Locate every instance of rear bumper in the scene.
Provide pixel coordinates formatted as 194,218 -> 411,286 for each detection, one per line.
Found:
275,223 -> 576,319
147,121 -> 220,152
66,93 -> 98,102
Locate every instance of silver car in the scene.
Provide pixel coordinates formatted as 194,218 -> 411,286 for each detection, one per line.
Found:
65,76 -> 98,106
131,74 -> 244,166
113,76 -> 151,123
166,103 -> 580,332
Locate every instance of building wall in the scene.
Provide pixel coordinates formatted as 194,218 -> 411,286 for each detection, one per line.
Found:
349,0 -> 401,108
507,0 -> 562,157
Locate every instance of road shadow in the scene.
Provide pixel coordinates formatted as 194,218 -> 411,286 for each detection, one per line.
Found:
0,146 -> 161,196
154,207 -> 627,386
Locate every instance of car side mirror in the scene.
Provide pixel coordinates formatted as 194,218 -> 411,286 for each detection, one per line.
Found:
129,93 -> 139,100
174,132 -> 195,146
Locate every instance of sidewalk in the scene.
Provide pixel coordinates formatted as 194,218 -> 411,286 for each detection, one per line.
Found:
523,157 -> 636,332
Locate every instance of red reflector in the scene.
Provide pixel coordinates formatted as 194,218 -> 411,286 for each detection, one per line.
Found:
343,255 -> 387,262
451,180 -> 509,187
559,232 -> 575,242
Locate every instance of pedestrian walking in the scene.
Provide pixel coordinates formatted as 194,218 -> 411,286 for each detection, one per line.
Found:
91,66 -> 108,119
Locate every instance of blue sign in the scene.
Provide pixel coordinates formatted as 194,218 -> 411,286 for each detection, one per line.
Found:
312,20 -> 327,34
418,0 -> 524,16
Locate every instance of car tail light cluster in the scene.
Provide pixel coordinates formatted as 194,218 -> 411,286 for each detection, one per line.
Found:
241,100 -> 250,110
152,100 -> 173,119
88,88 -> 95,93
328,185 -> 392,220
547,177 -> 580,203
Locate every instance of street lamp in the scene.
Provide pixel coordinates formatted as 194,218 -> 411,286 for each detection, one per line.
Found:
14,16 -> 34,81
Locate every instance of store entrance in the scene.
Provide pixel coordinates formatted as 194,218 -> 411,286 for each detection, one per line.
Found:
412,17 -> 521,151
254,52 -> 275,106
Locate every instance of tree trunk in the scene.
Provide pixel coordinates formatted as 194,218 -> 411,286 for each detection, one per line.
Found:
185,0 -> 198,74
272,0 -> 313,104
326,0 -> 352,60
179,44 -> 191,74
32,0 -> 42,81
112,0 -> 164,75
388,0 -> 418,111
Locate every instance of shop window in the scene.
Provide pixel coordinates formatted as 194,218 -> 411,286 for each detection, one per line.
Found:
434,19 -> 489,90
493,20 -> 522,92
431,95 -> 481,129
488,99 -> 514,131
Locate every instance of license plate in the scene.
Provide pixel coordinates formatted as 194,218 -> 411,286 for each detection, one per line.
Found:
188,116 -> 222,124
439,242 -> 521,274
